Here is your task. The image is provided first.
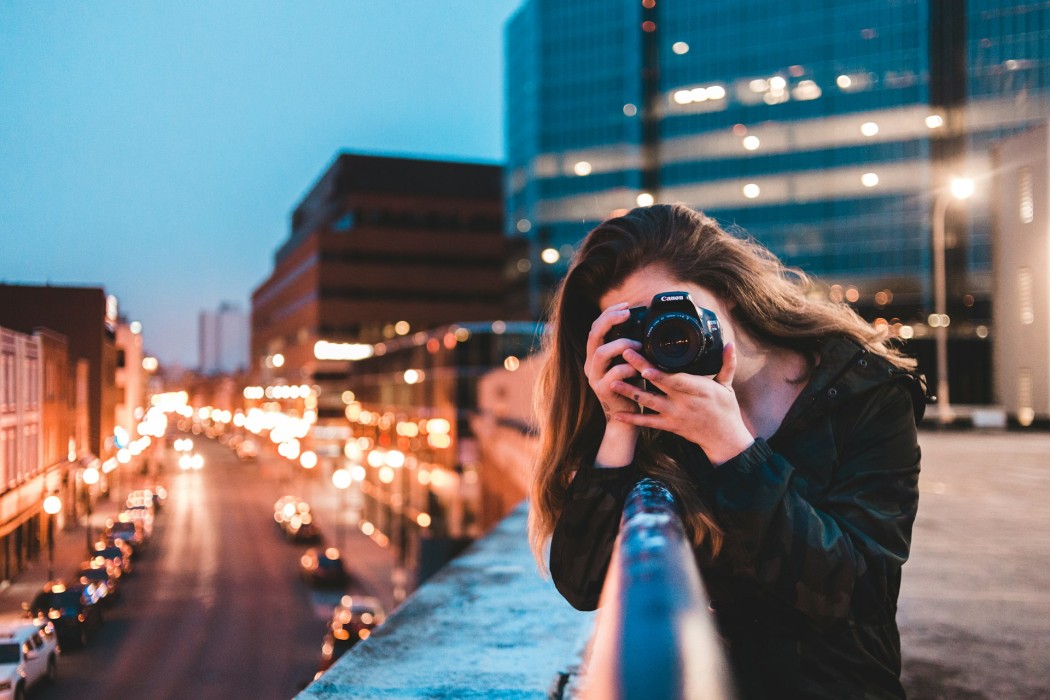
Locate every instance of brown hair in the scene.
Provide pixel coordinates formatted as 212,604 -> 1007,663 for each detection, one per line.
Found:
529,204 -> 915,570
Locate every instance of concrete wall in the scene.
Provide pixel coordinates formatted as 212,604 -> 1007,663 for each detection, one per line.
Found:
992,122 -> 1050,424
297,502 -> 594,699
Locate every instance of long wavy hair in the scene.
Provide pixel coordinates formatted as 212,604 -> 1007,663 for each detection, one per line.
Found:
529,204 -> 915,571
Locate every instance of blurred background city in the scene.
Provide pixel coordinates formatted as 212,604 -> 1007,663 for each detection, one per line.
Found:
0,1 -> 1048,698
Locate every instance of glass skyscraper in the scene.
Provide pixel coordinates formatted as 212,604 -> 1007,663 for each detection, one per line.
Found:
505,0 -> 1050,402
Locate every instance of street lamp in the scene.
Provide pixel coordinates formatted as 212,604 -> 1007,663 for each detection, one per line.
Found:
42,495 -> 62,581
931,176 -> 975,426
83,466 -> 100,553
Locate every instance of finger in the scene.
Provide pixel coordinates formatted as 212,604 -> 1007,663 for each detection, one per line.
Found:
605,362 -> 640,382
715,341 -> 737,387
622,349 -> 695,394
587,338 -> 642,379
610,379 -> 670,414
612,410 -> 667,430
585,303 -> 631,360
620,347 -> 655,373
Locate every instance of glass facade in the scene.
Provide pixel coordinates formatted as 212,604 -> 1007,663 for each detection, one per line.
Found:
505,0 -> 1050,338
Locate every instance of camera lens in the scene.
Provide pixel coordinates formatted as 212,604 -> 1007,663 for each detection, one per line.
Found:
645,314 -> 706,370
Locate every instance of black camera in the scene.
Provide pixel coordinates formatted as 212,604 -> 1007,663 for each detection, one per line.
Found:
605,291 -> 724,375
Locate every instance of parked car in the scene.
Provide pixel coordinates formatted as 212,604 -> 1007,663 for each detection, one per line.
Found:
103,516 -> 147,553
121,506 -> 154,539
25,581 -> 104,650
75,563 -> 119,605
274,497 -> 322,543
128,484 -> 168,511
319,595 -> 386,671
0,616 -> 59,698
300,547 -> 349,588
91,541 -> 133,576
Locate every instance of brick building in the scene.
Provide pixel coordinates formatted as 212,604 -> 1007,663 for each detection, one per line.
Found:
251,153 -> 528,390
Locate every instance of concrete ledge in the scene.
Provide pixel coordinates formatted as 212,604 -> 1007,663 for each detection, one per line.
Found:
298,502 -> 594,699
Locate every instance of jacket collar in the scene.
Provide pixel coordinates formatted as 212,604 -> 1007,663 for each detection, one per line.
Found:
778,337 -> 926,435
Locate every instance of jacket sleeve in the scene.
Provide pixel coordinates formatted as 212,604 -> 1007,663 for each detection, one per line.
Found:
710,380 -> 920,624
549,463 -> 639,611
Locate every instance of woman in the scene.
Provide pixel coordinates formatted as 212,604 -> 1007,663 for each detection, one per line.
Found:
531,204 -> 924,698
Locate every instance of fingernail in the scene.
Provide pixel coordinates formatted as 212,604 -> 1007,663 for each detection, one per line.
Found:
641,369 -> 654,379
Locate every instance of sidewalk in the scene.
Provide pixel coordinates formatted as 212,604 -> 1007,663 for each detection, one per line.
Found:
0,494 -> 124,617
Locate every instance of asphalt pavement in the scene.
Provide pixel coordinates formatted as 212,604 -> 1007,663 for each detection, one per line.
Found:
0,433 -> 398,700
899,428 -> 1050,699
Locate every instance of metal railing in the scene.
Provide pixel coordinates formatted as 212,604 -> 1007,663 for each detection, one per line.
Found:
581,478 -> 735,700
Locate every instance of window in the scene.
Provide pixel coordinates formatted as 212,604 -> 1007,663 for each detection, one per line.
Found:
1019,267 -> 1034,325
1019,166 -> 1034,224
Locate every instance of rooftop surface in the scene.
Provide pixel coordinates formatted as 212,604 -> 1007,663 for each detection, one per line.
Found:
300,428 -> 1050,699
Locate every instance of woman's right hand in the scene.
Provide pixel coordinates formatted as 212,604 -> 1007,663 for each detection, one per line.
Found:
584,302 -> 643,427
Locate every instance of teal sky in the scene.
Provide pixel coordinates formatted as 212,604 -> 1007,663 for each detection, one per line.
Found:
0,0 -> 523,366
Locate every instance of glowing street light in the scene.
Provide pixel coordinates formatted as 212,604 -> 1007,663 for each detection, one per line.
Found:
43,495 -> 62,580
83,466 -> 100,554
931,176 -> 975,425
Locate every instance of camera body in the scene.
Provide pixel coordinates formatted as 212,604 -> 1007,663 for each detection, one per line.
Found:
605,291 -> 724,375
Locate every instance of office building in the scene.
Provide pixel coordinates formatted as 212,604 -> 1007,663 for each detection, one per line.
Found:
198,302 -> 250,376
505,0 -> 1050,403
251,152 -> 525,393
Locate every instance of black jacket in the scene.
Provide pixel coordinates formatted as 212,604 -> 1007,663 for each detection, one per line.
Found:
550,338 -> 925,699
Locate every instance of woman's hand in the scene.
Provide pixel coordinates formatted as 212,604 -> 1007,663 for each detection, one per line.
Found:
610,342 -> 755,466
584,303 -> 644,422
585,303 -> 643,467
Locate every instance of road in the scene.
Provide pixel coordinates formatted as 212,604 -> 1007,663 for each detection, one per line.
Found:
32,433 -> 395,700
899,429 -> 1050,699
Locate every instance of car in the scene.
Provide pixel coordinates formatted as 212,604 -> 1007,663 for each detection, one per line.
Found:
90,541 -> 133,576
319,595 -> 386,671
300,547 -> 349,588
121,505 -> 154,539
75,563 -> 119,605
274,496 -> 322,543
25,581 -> 104,650
235,439 -> 258,461
0,616 -> 59,699
102,516 -> 147,553
126,487 -> 166,512
178,453 -> 204,470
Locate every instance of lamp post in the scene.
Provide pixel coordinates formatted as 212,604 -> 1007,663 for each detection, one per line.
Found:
931,176 -> 975,426
83,465 -> 100,553
42,495 -> 63,581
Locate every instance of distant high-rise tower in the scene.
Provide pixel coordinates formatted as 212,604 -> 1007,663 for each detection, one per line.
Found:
199,302 -> 249,375
505,0 -> 1050,403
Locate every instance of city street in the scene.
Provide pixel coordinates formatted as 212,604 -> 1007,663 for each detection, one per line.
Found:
900,429 -> 1050,699
3,434 -> 395,700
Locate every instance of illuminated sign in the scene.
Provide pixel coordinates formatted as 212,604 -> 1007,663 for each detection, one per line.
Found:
314,341 -> 374,361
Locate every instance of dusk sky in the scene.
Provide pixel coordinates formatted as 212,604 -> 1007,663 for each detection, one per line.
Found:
0,0 -> 524,367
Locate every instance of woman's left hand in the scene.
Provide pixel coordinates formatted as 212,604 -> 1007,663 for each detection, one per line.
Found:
610,342 -> 755,466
